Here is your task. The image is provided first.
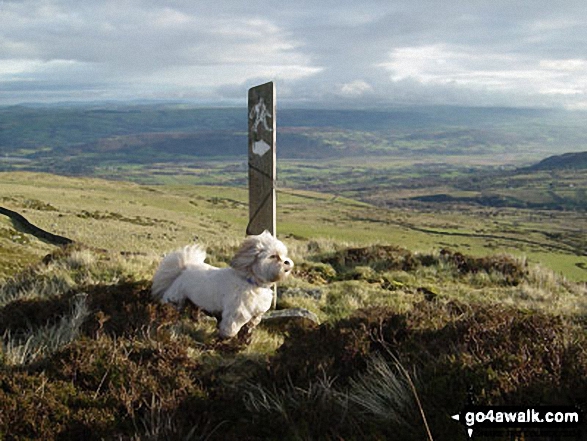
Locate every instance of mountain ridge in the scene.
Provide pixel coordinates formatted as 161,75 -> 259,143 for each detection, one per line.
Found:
528,151 -> 587,170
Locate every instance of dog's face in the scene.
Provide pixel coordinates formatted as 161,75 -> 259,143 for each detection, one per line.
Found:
231,231 -> 293,285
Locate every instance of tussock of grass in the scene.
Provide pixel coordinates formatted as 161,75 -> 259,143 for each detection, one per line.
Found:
348,351 -> 432,440
243,374 -> 350,440
2,293 -> 88,365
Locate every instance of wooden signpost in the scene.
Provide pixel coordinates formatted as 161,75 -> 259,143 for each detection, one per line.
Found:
246,82 -> 320,324
247,82 -> 276,236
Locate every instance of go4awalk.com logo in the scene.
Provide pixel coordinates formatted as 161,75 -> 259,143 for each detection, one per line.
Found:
451,405 -> 583,438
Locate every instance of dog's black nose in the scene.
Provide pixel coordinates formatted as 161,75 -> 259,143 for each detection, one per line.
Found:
284,259 -> 293,268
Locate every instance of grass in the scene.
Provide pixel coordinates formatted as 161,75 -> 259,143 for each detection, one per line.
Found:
2,293 -> 88,365
0,172 -> 586,439
2,172 -> 586,282
0,234 -> 585,439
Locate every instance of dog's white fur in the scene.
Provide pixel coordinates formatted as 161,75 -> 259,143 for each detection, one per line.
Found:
152,231 -> 293,338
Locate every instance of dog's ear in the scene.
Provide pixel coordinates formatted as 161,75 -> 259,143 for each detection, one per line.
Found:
230,234 -> 261,275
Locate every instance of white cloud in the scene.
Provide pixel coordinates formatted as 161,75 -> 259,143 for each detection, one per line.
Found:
152,7 -> 193,29
539,59 -> 587,71
339,80 -> 373,97
0,58 -> 97,80
379,45 -> 587,106
381,45 -> 525,87
0,59 -> 40,77
0,1 -> 323,102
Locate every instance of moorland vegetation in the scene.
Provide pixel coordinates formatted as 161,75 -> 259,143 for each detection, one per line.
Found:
0,236 -> 585,440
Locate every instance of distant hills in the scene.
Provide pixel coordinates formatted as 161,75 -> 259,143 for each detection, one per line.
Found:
1,104 -> 587,171
1,103 -> 586,214
528,151 -> 587,170
1,104 -> 585,158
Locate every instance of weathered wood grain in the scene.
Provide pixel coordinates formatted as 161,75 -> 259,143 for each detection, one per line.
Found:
247,82 -> 276,236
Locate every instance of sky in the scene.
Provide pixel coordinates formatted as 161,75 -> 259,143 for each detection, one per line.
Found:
1,0 -> 586,109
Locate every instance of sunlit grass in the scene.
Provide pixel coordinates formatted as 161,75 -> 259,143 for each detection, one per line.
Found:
2,172 -> 586,282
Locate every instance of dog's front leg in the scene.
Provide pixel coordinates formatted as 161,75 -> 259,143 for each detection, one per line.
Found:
218,311 -> 250,339
249,314 -> 263,328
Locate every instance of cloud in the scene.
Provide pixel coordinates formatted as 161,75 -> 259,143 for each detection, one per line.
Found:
0,1 -> 323,102
377,44 -> 587,107
339,80 -> 373,97
0,0 -> 586,108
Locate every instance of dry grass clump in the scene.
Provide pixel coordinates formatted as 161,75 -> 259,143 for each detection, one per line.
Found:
0,336 -> 207,440
324,244 -> 428,273
262,300 -> 587,440
1,294 -> 89,366
320,244 -> 529,286
438,248 -> 528,286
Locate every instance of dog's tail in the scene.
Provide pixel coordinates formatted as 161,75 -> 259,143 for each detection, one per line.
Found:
151,245 -> 206,299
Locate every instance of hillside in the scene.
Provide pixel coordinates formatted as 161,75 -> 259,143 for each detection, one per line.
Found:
2,105 -> 587,175
0,173 -> 586,439
529,151 -> 587,170
1,100 -> 586,439
3,105 -> 587,226
2,172 -> 587,282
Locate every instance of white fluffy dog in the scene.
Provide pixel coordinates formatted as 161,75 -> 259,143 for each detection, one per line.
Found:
152,231 -> 293,338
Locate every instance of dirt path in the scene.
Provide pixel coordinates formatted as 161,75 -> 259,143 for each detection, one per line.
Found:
0,206 -> 74,246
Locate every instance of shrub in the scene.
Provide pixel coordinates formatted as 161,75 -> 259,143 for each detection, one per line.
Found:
268,300 -> 587,440
81,280 -> 179,338
323,245 -> 426,273
293,261 -> 337,284
439,249 -> 528,286
0,336 -> 206,440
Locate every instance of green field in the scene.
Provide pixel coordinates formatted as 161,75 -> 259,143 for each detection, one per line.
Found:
1,171 -> 586,283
